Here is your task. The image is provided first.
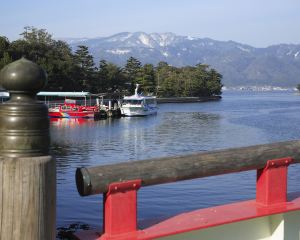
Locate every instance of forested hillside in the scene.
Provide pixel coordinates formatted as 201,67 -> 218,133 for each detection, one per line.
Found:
0,27 -> 222,97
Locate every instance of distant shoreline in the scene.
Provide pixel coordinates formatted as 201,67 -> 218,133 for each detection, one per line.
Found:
157,96 -> 222,103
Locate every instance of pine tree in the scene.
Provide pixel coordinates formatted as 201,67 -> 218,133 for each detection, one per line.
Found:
155,62 -> 176,97
0,37 -> 12,70
96,60 -> 109,93
73,45 -> 96,91
97,60 -> 126,93
141,64 -> 155,95
0,36 -> 10,56
207,69 -> 223,96
8,27 -> 80,91
21,26 -> 53,45
124,57 -> 142,93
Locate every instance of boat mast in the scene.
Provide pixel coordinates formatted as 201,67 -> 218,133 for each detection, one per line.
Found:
135,84 -> 139,96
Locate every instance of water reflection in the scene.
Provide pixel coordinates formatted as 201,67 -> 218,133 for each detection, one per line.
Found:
50,118 -> 94,127
54,91 -> 300,231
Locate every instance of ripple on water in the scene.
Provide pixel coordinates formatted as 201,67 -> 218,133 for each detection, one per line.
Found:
53,91 -> 300,229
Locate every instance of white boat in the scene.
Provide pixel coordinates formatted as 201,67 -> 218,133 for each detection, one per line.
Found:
120,84 -> 158,116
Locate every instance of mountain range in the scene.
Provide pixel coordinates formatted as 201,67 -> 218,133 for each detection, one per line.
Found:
63,32 -> 300,87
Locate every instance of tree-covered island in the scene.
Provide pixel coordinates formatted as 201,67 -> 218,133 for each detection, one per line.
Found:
0,27 -> 223,97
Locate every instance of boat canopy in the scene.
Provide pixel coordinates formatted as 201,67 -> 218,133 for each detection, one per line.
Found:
0,91 -> 9,98
37,92 -> 97,97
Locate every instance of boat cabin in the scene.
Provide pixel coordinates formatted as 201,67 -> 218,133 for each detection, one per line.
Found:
0,91 -> 9,103
37,91 -> 100,118
122,98 -> 156,106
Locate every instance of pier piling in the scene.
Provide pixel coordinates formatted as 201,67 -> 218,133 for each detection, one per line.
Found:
0,58 -> 55,239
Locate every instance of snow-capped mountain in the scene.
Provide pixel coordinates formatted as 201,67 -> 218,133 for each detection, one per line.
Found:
64,32 -> 300,87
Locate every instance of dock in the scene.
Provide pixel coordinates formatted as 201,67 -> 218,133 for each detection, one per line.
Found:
95,107 -> 122,120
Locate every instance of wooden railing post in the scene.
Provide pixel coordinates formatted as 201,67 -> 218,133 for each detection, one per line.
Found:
102,180 -> 141,239
0,58 -> 55,239
256,157 -> 293,206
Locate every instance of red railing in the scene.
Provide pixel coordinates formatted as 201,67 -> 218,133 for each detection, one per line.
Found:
74,141 -> 300,240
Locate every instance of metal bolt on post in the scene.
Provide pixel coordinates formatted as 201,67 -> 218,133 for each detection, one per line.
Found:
0,58 -> 56,240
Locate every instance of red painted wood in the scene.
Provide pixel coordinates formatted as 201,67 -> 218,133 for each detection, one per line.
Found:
101,180 -> 141,239
73,158 -> 300,240
73,195 -> 300,240
140,195 -> 300,239
256,157 -> 293,205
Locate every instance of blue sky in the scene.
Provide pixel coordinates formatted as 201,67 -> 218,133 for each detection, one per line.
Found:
0,0 -> 299,47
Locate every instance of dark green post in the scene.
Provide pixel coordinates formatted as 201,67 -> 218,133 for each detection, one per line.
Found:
0,58 -> 55,239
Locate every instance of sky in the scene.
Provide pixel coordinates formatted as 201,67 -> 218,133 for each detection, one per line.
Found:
0,0 -> 299,47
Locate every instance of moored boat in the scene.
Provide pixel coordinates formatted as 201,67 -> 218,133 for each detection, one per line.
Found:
120,84 -> 157,116
38,91 -> 103,119
48,99 -> 98,118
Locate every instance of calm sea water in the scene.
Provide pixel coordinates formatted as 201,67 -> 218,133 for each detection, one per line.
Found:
52,91 -> 300,230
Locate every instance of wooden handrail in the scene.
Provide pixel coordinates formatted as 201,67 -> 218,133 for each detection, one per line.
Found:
76,140 -> 300,196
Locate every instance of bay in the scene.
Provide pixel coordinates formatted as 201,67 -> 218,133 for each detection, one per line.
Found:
53,91 -> 300,230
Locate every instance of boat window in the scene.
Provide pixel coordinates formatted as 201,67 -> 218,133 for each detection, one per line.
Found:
65,99 -> 77,104
123,100 -> 143,105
